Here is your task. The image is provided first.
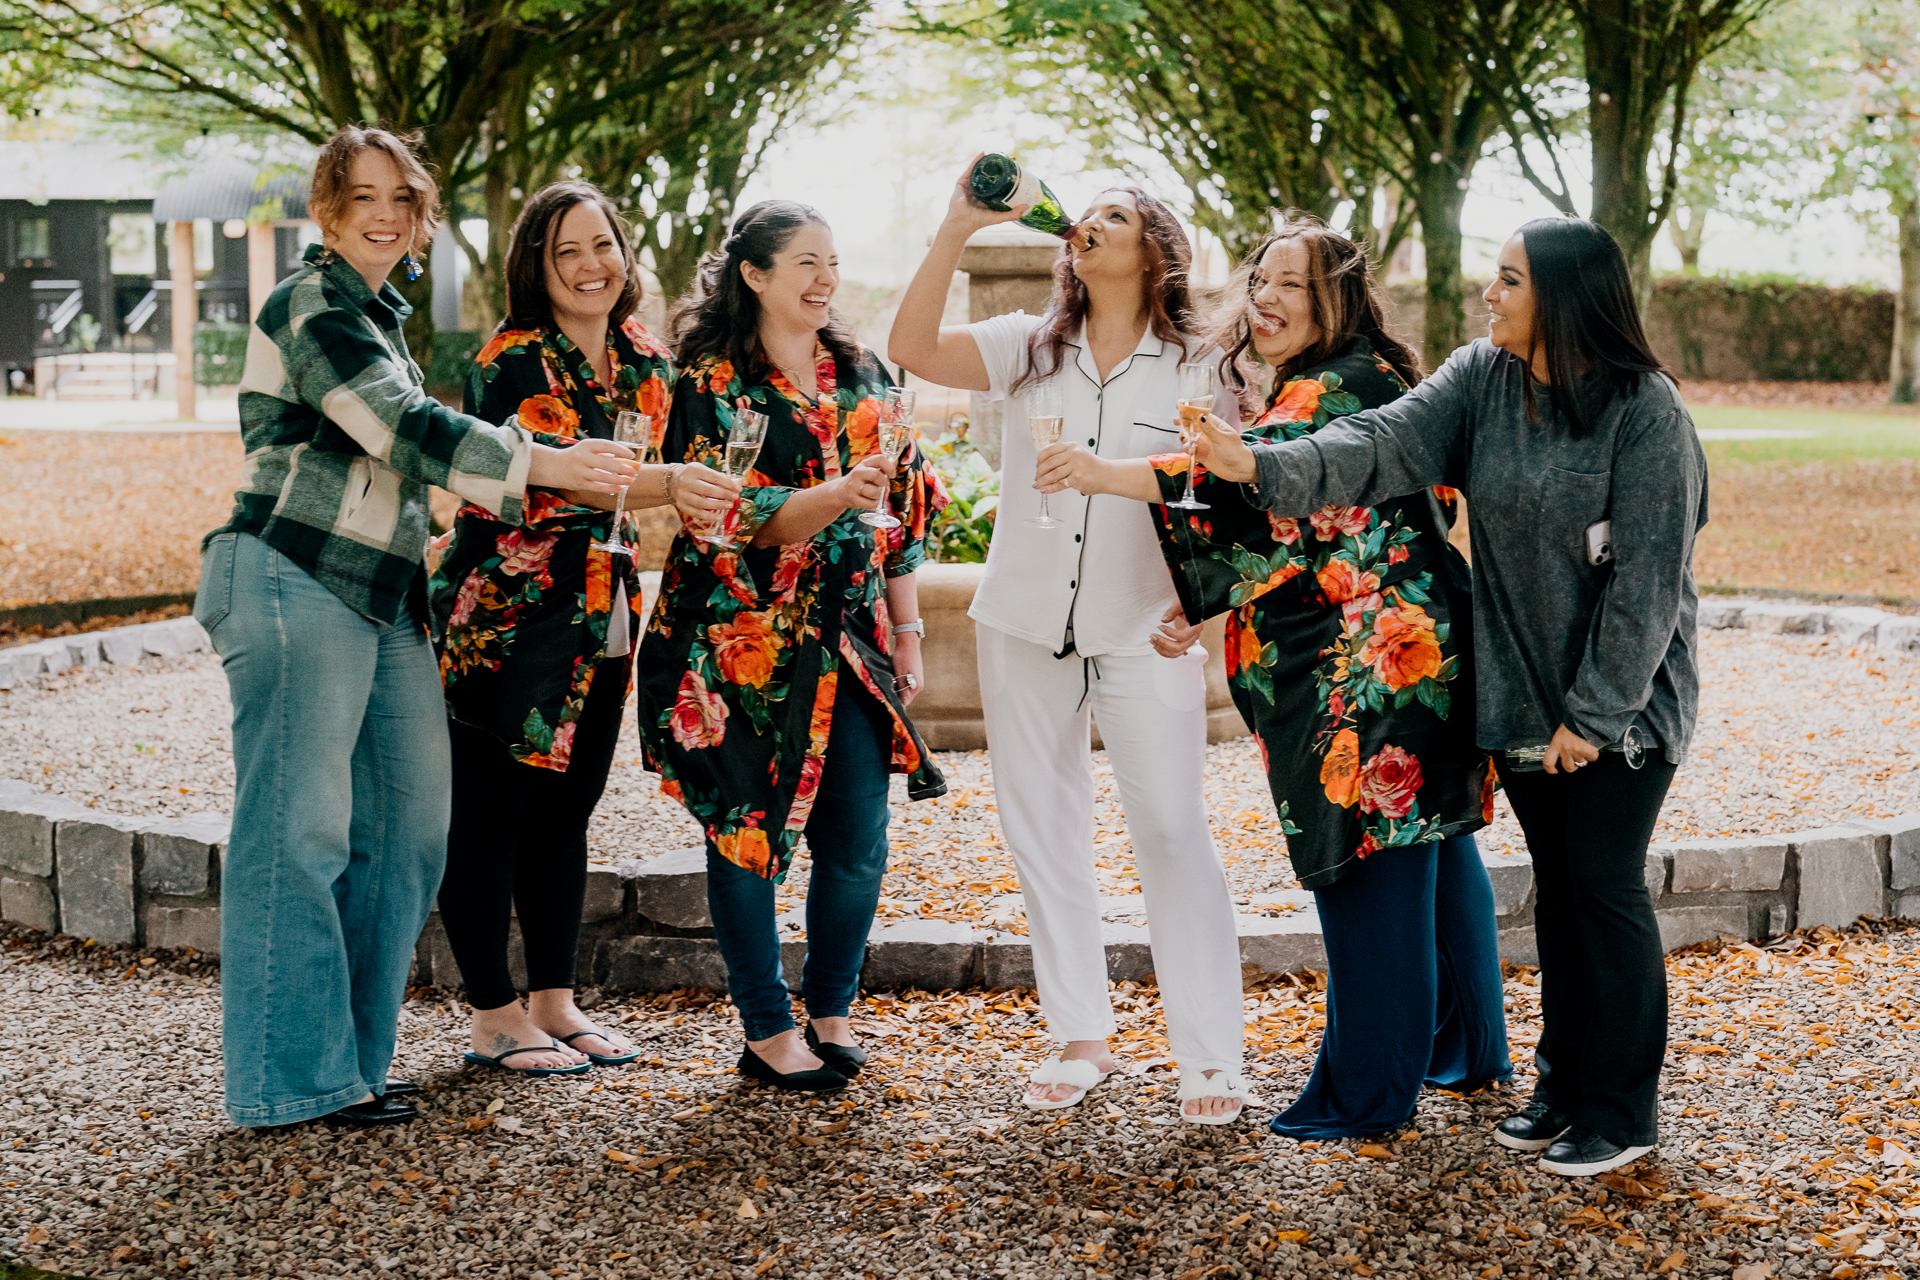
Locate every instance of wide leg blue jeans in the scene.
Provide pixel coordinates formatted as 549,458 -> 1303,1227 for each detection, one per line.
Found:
1270,834 -> 1512,1139
197,533 -> 450,1127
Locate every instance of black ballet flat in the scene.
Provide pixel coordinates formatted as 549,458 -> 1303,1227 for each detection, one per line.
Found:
382,1076 -> 421,1097
804,1025 -> 866,1078
737,1046 -> 848,1093
326,1097 -> 418,1126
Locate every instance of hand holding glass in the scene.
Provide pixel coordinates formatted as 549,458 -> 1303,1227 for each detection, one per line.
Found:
860,388 -> 915,530
1025,381 -> 1065,530
1168,362 -> 1215,511
706,410 -> 768,550
590,411 -> 652,557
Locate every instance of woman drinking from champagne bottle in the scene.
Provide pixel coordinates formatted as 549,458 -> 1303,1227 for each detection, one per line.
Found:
430,180 -> 739,1075
889,160 -> 1249,1123
1176,219 -> 1707,1177
1040,216 -> 1511,1139
638,200 -> 949,1092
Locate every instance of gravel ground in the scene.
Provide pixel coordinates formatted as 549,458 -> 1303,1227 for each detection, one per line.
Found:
6,626 -> 1920,922
2,919 -> 1917,1280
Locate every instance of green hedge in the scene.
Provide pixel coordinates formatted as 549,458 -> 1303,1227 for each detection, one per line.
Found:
192,323 -> 249,386
1650,275 -> 1894,382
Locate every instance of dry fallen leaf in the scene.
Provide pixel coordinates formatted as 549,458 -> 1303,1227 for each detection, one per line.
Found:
604,1150 -> 633,1163
26,1226 -> 49,1245
1356,1144 -> 1395,1160
737,1198 -> 760,1219
485,1098 -> 504,1114
1658,1249 -> 1686,1274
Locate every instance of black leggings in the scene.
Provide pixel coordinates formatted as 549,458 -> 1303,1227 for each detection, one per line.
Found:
439,659 -> 628,1011
1497,752 -> 1677,1148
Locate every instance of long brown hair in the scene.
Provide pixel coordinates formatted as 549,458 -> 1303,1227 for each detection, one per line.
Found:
1011,185 -> 1194,394
1515,217 -> 1666,437
669,199 -> 861,384
1208,214 -> 1422,403
503,181 -> 643,333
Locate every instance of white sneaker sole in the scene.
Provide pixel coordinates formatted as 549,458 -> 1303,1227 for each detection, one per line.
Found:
1492,1126 -> 1566,1153
1540,1143 -> 1656,1177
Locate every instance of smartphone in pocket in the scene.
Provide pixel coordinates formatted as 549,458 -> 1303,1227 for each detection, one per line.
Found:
1585,519 -> 1612,566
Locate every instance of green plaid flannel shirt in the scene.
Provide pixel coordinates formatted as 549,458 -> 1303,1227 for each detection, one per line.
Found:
209,244 -> 530,624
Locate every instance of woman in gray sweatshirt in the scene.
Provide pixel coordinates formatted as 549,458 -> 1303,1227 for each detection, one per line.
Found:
1138,219 -> 1706,1177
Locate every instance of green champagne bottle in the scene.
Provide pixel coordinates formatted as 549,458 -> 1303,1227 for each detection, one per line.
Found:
967,154 -> 1087,245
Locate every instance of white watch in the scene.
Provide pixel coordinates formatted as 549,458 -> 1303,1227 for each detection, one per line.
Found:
891,620 -> 925,637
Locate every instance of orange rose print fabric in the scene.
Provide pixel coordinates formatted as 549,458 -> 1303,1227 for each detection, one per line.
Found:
636,343 -> 950,880
428,317 -> 675,771
1148,336 -> 1492,890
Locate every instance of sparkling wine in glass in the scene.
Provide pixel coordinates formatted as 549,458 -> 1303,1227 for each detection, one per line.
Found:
591,410 -> 652,556
860,388 -> 916,530
1168,361 -> 1216,511
707,409 -> 769,550
1024,381 -> 1066,530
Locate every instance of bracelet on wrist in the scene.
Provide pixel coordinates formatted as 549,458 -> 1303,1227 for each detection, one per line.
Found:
662,463 -> 684,502
891,619 -> 925,638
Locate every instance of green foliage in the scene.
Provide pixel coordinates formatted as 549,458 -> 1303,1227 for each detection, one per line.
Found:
921,427 -> 998,564
1655,274 -> 1894,381
426,330 -> 485,397
193,322 -> 248,387
66,312 -> 100,354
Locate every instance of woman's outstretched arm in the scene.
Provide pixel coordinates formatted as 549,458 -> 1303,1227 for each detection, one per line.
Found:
887,158 -> 1028,391
1195,347 -> 1479,513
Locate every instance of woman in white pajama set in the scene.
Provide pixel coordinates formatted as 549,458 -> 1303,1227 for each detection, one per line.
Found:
890,163 -> 1249,1123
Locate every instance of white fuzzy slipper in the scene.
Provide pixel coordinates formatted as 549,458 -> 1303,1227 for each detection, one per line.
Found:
1021,1054 -> 1111,1110
1178,1069 -> 1253,1125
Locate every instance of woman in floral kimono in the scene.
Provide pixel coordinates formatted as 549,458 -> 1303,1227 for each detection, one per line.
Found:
430,182 -> 739,1076
1042,217 -> 1510,1137
638,199 -> 949,1092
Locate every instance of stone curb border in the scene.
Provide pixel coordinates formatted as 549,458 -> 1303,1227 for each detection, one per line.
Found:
1,604 -> 1916,993
3,775 -> 1914,993
0,614 -> 210,689
1698,596 -> 1920,652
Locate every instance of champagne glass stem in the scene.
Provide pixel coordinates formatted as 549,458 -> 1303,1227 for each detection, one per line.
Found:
608,485 -> 630,555
1182,437 -> 1200,505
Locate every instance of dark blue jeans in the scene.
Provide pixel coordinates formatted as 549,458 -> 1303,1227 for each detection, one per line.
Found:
706,678 -> 893,1042
1271,835 -> 1512,1140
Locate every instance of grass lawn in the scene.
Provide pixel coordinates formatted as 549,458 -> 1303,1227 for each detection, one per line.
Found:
1691,402 -> 1920,603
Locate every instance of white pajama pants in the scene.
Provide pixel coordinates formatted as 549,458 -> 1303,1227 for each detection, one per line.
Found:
976,623 -> 1245,1074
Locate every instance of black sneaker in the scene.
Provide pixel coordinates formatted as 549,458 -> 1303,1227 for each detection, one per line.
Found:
1493,1098 -> 1574,1153
1539,1127 -> 1655,1177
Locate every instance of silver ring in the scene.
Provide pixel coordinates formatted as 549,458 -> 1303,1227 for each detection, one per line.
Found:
894,673 -> 918,692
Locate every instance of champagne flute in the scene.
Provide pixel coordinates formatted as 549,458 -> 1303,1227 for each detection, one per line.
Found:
590,410 -> 652,557
706,409 -> 769,550
860,388 -> 916,530
1168,361 -> 1215,511
1024,380 -> 1065,530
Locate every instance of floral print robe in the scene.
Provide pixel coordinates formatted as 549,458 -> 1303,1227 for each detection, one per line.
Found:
1152,336 -> 1492,890
637,343 -> 950,880
429,317 -> 673,771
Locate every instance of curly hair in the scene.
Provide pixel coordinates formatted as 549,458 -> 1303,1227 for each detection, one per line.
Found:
667,199 -> 861,383
307,125 -> 442,257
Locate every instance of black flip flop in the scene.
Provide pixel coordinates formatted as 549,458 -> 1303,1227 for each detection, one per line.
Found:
558,1029 -> 640,1066
462,1043 -> 590,1077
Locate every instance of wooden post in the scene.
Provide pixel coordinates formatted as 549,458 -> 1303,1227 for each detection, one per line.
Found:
170,220 -> 197,422
247,221 -> 277,322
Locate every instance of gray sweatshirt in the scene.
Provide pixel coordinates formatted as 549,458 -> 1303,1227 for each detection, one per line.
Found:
1248,338 -> 1709,763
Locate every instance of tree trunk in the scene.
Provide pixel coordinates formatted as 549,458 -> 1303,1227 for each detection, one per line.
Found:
1892,198 -> 1920,405
1415,164 -> 1473,370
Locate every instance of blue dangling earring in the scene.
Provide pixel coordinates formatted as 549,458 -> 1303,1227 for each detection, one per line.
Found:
404,251 -> 423,282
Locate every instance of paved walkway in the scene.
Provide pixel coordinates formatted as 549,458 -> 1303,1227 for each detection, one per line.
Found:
0,399 -> 239,433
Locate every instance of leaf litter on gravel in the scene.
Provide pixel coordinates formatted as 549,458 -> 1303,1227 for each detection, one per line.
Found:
5,920 -> 1920,1280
